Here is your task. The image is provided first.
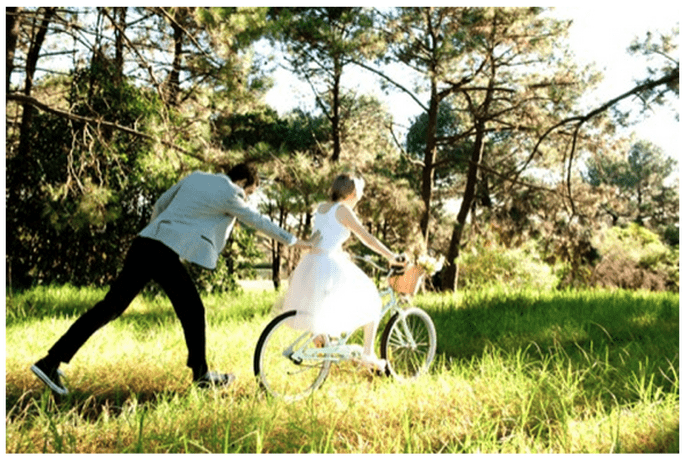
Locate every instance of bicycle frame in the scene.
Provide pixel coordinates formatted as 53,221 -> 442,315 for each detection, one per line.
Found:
284,259 -> 413,366
254,254 -> 436,402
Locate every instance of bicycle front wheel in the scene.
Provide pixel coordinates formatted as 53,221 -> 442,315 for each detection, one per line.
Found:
253,310 -> 331,401
380,307 -> 437,379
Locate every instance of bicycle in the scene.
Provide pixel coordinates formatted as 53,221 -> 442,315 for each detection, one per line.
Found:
253,255 -> 437,401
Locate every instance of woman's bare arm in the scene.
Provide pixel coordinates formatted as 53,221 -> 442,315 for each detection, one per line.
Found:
336,204 -> 396,262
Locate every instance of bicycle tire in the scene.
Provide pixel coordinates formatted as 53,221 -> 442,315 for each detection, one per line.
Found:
253,310 -> 331,401
380,307 -> 437,379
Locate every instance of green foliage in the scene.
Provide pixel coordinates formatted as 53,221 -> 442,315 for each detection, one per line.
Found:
270,7 -> 377,72
6,61 -> 166,288
355,167 -> 424,255
599,223 -> 669,265
227,226 -> 266,279
584,139 -> 679,235
198,7 -> 269,48
184,258 -> 240,295
591,223 -> 679,291
404,100 -> 471,186
213,107 -> 329,155
458,235 -> 559,292
628,28 -> 679,106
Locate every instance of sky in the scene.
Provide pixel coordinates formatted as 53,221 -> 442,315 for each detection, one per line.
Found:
264,4 -> 681,162
552,4 -> 680,160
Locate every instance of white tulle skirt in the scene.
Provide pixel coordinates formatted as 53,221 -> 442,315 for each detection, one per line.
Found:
279,250 -> 381,337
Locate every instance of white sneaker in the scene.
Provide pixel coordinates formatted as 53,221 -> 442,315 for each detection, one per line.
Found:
31,362 -> 68,395
195,372 -> 236,389
354,355 -> 387,374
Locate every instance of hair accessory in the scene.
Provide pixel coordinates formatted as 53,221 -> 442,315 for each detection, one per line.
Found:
353,176 -> 365,199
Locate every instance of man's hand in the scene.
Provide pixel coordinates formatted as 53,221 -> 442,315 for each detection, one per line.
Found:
293,239 -> 314,250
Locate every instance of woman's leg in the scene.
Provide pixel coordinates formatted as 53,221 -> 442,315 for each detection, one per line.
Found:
360,320 -> 386,371
362,321 -> 378,357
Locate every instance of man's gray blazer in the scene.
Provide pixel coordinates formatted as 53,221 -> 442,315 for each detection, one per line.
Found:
139,171 -> 296,269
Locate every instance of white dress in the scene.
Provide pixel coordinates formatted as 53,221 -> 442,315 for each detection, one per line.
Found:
281,203 -> 382,337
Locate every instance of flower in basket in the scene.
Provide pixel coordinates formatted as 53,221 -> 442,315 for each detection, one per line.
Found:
416,254 -> 445,276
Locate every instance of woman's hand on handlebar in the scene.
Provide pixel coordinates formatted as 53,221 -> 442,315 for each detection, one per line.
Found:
389,253 -> 408,269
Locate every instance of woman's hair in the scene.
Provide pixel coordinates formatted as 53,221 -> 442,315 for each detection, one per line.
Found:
226,163 -> 260,188
330,173 -> 363,201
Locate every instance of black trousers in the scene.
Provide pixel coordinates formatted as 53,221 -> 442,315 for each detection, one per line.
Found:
47,236 -> 208,375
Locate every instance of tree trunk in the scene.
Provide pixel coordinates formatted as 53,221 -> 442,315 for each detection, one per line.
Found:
165,8 -> 185,106
271,206 -> 287,290
441,122 -> 485,291
441,44 -> 497,291
17,7 -> 56,159
419,80 -> 439,242
271,242 -> 281,290
113,7 -> 127,86
6,7 -> 21,93
331,56 -> 342,162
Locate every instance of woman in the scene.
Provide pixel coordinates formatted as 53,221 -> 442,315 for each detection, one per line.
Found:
281,173 -> 404,371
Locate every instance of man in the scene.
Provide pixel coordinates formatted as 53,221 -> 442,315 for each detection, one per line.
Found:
31,163 -> 309,394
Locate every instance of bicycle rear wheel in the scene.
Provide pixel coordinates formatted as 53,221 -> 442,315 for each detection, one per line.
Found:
253,310 -> 331,401
380,307 -> 436,379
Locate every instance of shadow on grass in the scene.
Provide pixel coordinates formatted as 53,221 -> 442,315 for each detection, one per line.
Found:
428,290 -> 679,404
6,387 -> 176,424
6,378 -> 251,427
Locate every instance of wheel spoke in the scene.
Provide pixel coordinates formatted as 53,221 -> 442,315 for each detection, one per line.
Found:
254,311 -> 331,401
381,307 -> 437,379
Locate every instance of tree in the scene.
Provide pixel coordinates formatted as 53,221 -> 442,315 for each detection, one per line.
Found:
6,62 -> 162,287
584,139 -> 678,232
404,100 -> 471,190
369,7 -> 586,290
6,7 -> 21,93
463,26 -> 680,290
5,7 -> 275,287
361,7 -> 484,242
13,7 -> 57,162
268,7 -> 378,162
435,8 -> 595,290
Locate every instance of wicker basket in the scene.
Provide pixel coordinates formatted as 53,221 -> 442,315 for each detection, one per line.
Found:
388,265 -> 425,295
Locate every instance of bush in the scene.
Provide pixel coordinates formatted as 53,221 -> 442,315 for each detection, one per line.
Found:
590,223 -> 679,292
458,239 -> 558,292
185,257 -> 240,294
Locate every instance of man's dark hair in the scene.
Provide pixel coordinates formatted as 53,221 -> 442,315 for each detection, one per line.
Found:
226,163 -> 260,188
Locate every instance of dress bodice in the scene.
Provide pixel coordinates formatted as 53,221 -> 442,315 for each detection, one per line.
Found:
313,203 -> 350,252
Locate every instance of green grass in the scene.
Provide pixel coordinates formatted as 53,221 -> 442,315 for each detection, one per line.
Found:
5,285 -> 679,453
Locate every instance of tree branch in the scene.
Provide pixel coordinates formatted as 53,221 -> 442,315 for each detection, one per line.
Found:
99,7 -> 164,100
7,93 -> 208,163
351,59 -> 428,113
475,160 -> 571,200
386,121 -> 425,169
513,67 -> 679,199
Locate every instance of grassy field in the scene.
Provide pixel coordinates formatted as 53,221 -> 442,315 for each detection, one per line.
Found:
5,284 -> 680,453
